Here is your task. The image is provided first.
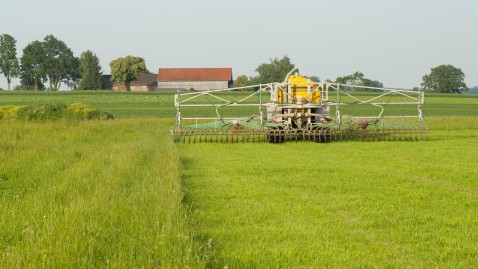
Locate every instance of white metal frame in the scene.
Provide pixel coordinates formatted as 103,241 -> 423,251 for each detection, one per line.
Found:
174,81 -> 425,130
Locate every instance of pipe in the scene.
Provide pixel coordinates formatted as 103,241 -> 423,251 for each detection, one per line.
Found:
281,67 -> 299,103
282,67 -> 299,85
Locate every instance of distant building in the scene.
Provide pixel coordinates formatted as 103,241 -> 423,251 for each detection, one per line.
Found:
102,74 -> 158,91
157,68 -> 233,91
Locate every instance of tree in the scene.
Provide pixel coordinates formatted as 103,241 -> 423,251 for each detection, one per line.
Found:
0,34 -> 20,91
336,71 -> 366,85
233,75 -> 249,88
78,50 -> 103,90
335,71 -> 383,91
109,56 -> 147,90
421,64 -> 467,93
250,56 -> 295,84
20,40 -> 46,91
370,80 -> 384,88
42,35 -> 80,90
306,75 -> 320,82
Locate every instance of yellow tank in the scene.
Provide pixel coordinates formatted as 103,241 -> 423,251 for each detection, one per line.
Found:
278,75 -> 320,103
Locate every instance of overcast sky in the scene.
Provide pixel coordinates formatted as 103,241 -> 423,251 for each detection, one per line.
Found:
1,0 -> 477,89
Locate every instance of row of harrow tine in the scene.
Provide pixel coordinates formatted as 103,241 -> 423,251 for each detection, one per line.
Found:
173,129 -> 264,144
173,127 -> 428,144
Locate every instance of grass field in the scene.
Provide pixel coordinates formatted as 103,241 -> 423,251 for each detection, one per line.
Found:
1,90 -> 478,118
181,128 -> 478,267
1,90 -> 478,268
0,119 -> 206,268
0,91 -> 174,118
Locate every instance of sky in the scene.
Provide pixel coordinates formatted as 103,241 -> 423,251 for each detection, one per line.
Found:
1,0 -> 477,89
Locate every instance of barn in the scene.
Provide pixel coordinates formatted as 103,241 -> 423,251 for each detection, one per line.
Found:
157,68 -> 233,91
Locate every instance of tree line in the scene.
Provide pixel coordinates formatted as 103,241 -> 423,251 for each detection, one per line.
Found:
234,56 -> 469,94
0,33 -> 470,93
0,34 -> 105,91
0,33 -> 150,91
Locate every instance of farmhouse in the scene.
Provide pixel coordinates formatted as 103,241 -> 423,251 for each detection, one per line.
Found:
157,68 -> 233,91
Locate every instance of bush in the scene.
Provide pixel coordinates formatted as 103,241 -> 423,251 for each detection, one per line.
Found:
0,105 -> 33,120
0,103 -> 114,121
66,102 -> 114,120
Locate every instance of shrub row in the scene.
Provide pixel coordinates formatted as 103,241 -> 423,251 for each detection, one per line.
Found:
0,102 -> 114,121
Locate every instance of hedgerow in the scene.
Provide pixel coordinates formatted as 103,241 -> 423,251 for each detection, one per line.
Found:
0,102 -> 114,121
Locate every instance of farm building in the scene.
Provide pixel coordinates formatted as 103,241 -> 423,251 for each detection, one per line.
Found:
102,74 -> 158,92
157,68 -> 233,91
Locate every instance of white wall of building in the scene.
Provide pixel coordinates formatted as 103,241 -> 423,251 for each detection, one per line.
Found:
157,81 -> 229,91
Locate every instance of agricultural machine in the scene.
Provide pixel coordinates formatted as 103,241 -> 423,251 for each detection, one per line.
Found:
172,68 -> 427,143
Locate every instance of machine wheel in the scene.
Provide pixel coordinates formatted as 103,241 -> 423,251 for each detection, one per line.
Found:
267,127 -> 285,143
312,127 -> 331,143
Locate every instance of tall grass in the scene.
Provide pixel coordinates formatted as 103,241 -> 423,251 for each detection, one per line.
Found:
0,119 -> 206,268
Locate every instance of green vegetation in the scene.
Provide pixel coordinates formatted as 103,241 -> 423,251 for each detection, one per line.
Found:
422,64 -> 468,93
0,102 -> 113,121
249,55 -> 295,85
177,91 -> 478,267
20,35 -> 79,90
181,126 -> 478,268
0,34 -> 20,91
78,50 -> 103,90
5,90 -> 477,119
0,91 -> 174,118
1,91 -> 478,268
335,71 -> 383,88
109,56 -> 147,91
0,119 -> 206,268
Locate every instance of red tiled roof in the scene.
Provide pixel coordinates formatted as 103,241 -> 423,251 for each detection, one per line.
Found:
157,68 -> 233,81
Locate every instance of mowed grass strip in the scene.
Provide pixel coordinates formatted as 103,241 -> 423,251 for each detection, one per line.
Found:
181,127 -> 478,268
0,119 -> 206,268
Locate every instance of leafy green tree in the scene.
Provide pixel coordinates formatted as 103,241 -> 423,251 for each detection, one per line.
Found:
250,56 -> 295,84
306,75 -> 320,82
335,71 -> 383,91
233,75 -> 249,88
78,50 -> 103,90
42,35 -> 80,90
370,80 -> 384,88
0,34 -> 20,91
109,56 -> 147,90
20,40 -> 46,91
336,71 -> 366,85
421,64 -> 467,93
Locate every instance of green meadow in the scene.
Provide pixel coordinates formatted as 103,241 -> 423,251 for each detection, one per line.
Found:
1,90 -> 478,268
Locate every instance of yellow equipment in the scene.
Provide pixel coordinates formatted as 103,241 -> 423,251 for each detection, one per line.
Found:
278,74 -> 320,103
